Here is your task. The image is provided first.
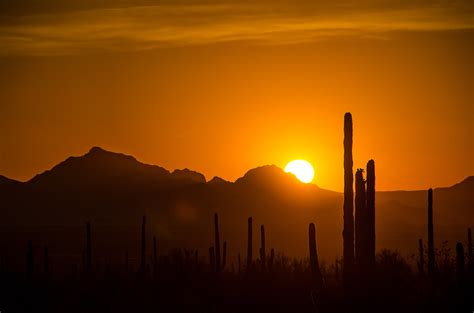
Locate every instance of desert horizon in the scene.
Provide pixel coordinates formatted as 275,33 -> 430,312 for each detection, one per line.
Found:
1,145 -> 472,193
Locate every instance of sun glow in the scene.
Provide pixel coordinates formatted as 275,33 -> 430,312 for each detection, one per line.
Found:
284,160 -> 314,183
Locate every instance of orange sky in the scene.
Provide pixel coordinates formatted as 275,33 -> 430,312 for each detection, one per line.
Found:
0,0 -> 473,191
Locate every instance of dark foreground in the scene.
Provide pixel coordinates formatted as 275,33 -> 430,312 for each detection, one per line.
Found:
1,249 -> 473,313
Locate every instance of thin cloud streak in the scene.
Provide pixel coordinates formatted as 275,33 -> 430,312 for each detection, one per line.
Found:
0,2 -> 472,56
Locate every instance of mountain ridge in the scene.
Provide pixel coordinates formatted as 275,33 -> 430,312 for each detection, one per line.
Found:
2,146 -> 470,191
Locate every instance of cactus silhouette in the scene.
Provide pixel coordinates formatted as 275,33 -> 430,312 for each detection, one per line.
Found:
427,189 -> 435,278
456,242 -> 464,281
26,240 -> 33,279
468,227 -> 472,274
222,241 -> 227,269
343,112 -> 354,282
366,159 -> 376,267
355,168 -> 367,269
214,213 -> 221,273
260,225 -> 266,269
309,223 -> 323,288
418,239 -> 424,275
86,221 -> 92,272
247,217 -> 253,269
140,215 -> 146,273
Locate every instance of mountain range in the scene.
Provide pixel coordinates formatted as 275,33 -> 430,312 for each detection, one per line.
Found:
0,147 -> 472,266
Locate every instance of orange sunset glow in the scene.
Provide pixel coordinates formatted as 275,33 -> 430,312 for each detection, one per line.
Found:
0,1 -> 472,192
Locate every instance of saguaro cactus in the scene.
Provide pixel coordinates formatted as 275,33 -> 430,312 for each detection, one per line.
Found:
343,112 -> 354,281
418,239 -> 424,275
456,242 -> 464,281
222,241 -> 227,269
26,240 -> 33,279
366,159 -> 376,266
309,223 -> 323,287
247,217 -> 253,269
140,215 -> 146,272
214,213 -> 221,273
260,225 -> 266,269
355,168 -> 367,268
427,189 -> 435,278
86,222 -> 92,271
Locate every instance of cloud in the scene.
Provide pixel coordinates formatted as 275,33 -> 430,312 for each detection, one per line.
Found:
0,0 -> 472,56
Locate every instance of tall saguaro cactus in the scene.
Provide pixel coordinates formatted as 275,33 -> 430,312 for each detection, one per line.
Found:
140,215 -> 146,272
260,225 -> 266,269
427,189 -> 435,278
247,217 -> 253,269
309,223 -> 322,287
343,112 -> 354,281
86,221 -> 92,272
214,213 -> 221,273
355,168 -> 367,268
366,159 -> 376,266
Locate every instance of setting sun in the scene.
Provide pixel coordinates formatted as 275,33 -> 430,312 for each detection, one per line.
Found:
284,160 -> 315,183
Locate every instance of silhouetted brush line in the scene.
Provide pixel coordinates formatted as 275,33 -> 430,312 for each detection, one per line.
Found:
343,112 -> 354,283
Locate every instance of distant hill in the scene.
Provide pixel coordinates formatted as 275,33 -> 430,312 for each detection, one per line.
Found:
0,147 -> 472,265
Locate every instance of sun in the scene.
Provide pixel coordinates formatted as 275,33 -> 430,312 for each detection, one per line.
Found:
284,160 -> 314,184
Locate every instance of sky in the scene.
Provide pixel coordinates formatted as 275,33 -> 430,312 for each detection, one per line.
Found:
0,0 -> 473,191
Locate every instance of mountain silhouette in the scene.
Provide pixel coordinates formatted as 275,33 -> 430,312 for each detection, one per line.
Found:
0,174 -> 19,186
0,147 -> 472,263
